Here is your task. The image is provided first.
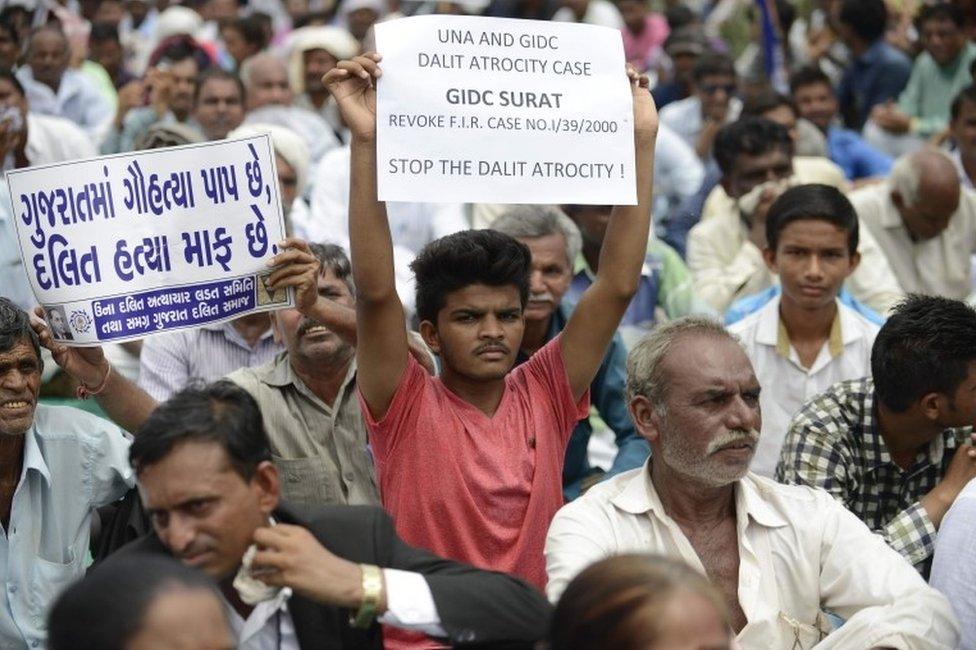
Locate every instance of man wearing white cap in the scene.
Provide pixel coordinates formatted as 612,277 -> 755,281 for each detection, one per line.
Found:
288,26 -> 358,144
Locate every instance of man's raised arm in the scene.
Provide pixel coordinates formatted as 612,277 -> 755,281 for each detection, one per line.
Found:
560,68 -> 658,399
324,53 -> 409,420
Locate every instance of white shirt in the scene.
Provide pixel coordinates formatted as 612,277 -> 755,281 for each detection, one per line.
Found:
930,477 -> 976,649
659,95 -> 743,151
551,0 -> 624,29
307,145 -> 469,256
23,112 -> 96,167
852,182 -> 976,300
545,464 -> 959,649
653,123 -> 705,221
687,204 -> 903,314
16,68 -> 112,146
226,569 -> 445,649
729,297 -> 878,476
949,147 -> 974,190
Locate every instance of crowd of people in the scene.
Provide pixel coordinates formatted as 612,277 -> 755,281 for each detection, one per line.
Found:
3,0 -> 976,648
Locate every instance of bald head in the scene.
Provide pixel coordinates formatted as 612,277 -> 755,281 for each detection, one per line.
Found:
27,26 -> 69,89
240,53 -> 291,111
890,150 -> 961,240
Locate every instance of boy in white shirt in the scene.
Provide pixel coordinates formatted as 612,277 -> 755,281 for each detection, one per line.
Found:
730,184 -> 878,476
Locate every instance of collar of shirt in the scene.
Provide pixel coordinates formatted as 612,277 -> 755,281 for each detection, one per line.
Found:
610,461 -> 789,530
18,67 -> 87,104
21,423 -> 52,488
752,296 -> 846,360
258,350 -> 358,405
225,586 -> 294,645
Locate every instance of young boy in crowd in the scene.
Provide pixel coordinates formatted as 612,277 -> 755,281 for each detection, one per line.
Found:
323,50 -> 657,604
730,184 -> 878,476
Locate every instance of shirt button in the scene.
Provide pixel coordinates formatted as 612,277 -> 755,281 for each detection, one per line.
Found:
31,641 -> 38,647
9,586 -> 16,593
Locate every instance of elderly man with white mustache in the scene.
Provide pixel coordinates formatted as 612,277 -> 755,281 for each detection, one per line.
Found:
544,316 -> 959,649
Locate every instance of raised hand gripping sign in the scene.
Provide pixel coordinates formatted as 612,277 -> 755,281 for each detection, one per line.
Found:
6,134 -> 294,345
375,15 -> 636,205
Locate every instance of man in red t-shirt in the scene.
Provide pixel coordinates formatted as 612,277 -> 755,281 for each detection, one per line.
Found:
324,51 -> 658,599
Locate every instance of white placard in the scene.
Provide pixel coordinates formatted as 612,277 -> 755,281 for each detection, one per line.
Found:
375,15 -> 636,205
6,135 -> 294,345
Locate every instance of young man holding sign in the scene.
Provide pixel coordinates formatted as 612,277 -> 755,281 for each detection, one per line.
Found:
326,50 -> 657,597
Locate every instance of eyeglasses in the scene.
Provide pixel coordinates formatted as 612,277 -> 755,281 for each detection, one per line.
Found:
700,83 -> 737,96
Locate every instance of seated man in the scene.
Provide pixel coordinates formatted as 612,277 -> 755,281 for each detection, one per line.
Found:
545,316 -> 959,648
930,472 -> 976,648
948,84 -> 976,189
16,25 -> 113,145
121,381 -> 551,648
790,66 -> 893,182
866,3 -> 976,158
101,40 -> 204,154
686,117 -> 902,314
833,0 -> 911,132
240,52 -> 339,163
287,26 -> 358,143
851,149 -> 976,300
778,295 -> 976,575
0,298 -> 134,648
490,206 -> 649,499
332,50 -> 656,600
563,202 -> 712,348
659,53 -> 741,160
730,185 -> 877,476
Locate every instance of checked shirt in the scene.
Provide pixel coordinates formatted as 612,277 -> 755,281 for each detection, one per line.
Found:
776,378 -> 971,576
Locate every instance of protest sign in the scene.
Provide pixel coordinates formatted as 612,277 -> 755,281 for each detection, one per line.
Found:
375,15 -> 636,205
6,135 -> 293,345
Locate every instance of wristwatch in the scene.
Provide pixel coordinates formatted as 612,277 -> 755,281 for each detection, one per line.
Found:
351,564 -> 383,629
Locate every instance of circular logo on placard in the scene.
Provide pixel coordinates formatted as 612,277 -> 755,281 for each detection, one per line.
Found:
70,310 -> 93,334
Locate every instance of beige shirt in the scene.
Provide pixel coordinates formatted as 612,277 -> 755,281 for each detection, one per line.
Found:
227,353 -> 380,507
851,183 -> 976,300
687,203 -> 903,314
545,465 -> 959,649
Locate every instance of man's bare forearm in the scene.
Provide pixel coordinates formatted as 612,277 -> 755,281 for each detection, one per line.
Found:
349,139 -> 401,306
95,369 -> 158,433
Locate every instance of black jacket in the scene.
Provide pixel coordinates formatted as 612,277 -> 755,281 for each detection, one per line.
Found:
115,503 -> 551,648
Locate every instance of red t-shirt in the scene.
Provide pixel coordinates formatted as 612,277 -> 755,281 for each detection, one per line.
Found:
361,335 -> 589,591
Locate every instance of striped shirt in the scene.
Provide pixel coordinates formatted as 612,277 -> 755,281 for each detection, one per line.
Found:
137,321 -> 283,401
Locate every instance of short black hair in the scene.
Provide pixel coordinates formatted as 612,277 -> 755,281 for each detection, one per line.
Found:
149,34 -> 212,72
916,2 -> 965,30
951,85 -> 976,121
193,68 -> 245,105
89,21 -> 120,45
410,230 -> 531,324
664,4 -> 696,31
309,241 -> 354,294
0,298 -> 40,361
130,381 -> 272,479
0,65 -> 25,96
766,184 -> 859,255
838,0 -> 887,43
789,66 -> 833,96
48,554 -> 222,650
872,295 -> 976,412
713,116 -> 794,177
742,88 -> 794,118
225,14 -> 270,51
692,53 -> 735,83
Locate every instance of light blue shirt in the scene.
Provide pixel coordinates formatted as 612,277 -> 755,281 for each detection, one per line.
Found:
0,405 -> 133,648
930,477 -> 976,649
0,183 -> 34,311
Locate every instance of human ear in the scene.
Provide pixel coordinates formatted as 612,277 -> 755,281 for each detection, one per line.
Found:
419,320 -> 441,355
629,395 -> 662,444
762,247 -> 778,273
919,392 -> 944,423
251,461 -> 281,515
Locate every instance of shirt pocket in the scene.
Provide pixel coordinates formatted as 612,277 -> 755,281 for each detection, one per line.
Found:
273,455 -> 340,507
776,611 -> 830,650
29,555 -> 80,632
